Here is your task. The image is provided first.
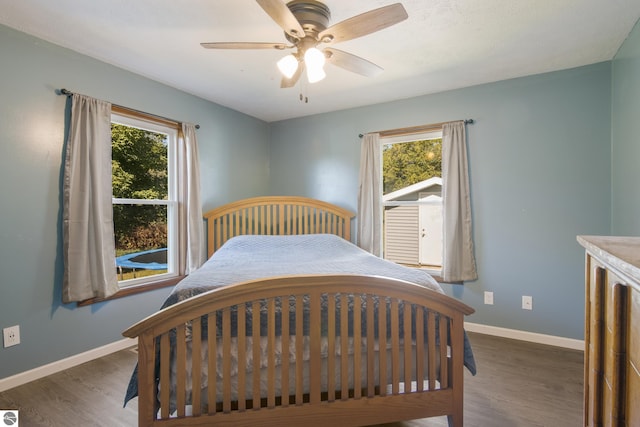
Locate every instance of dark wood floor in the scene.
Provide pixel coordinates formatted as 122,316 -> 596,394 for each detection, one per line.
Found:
0,332 -> 583,426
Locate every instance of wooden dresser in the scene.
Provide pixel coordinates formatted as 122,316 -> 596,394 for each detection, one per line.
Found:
578,236 -> 640,427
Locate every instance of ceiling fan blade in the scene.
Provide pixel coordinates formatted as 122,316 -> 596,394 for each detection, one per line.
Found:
318,3 -> 408,44
281,62 -> 305,88
324,48 -> 383,77
256,0 -> 305,40
201,42 -> 289,50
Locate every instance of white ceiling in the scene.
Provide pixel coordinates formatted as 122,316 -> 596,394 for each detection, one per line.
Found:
1,0 -> 639,122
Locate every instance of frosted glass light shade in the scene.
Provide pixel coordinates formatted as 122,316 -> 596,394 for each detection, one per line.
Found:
304,48 -> 326,83
306,66 -> 326,83
277,54 -> 298,79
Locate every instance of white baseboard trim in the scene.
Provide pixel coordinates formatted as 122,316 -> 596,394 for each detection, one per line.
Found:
0,338 -> 137,393
464,322 -> 584,351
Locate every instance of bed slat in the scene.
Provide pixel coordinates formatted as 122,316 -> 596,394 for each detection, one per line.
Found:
340,293 -> 349,400
175,324 -> 186,417
252,301 -> 261,409
267,298 -> 276,408
159,333 -> 170,419
366,294 -> 375,397
415,308 -> 424,392
403,303 -> 412,391
428,311 -> 437,391
309,293 -> 321,404
281,297 -> 290,408
327,294 -> 337,402
378,297 -> 388,397
222,309 -> 232,413
391,299 -> 400,395
440,316 -> 449,389
237,304 -> 246,411
207,312 -> 217,415
353,295 -> 362,399
295,295 -> 304,405
191,319 -> 202,416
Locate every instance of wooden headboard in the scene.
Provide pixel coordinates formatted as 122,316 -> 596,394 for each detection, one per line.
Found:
203,196 -> 356,257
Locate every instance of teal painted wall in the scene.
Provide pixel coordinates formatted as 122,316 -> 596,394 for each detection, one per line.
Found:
0,24 -> 270,379
612,19 -> 640,235
270,63 -> 613,340
2,15 -> 639,382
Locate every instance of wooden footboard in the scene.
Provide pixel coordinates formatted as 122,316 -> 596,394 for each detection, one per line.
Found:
123,274 -> 474,427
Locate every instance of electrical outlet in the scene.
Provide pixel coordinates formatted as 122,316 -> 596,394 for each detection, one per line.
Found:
484,291 -> 494,305
522,296 -> 533,310
3,325 -> 20,348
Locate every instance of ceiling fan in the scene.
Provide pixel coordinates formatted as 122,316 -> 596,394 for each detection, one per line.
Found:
201,0 -> 408,88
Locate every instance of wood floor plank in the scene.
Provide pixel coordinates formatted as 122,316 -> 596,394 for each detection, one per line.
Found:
0,348 -> 139,427
0,332 -> 583,426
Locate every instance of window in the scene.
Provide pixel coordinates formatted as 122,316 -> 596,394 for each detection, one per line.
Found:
381,131 -> 443,275
63,93 -> 202,306
358,121 -> 476,283
111,111 -> 180,290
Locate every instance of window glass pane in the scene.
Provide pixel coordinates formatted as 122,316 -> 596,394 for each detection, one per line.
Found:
382,137 -> 443,269
382,138 -> 441,195
111,123 -> 168,200
114,204 -> 168,282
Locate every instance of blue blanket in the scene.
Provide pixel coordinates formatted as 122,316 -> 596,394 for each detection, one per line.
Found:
161,234 -> 445,308
124,234 -> 476,406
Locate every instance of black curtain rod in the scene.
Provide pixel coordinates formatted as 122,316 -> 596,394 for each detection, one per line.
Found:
58,88 -> 200,129
358,119 -> 474,138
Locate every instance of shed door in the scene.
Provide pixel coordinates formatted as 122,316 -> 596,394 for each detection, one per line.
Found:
419,194 -> 442,267
383,205 -> 419,265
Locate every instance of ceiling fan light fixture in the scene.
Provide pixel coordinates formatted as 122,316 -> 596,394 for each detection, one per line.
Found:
277,54 -> 299,78
203,2 -> 409,88
304,47 -> 326,83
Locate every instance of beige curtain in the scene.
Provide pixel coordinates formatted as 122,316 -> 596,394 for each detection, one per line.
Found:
178,123 -> 205,273
62,94 -> 119,303
357,133 -> 382,255
442,121 -> 477,282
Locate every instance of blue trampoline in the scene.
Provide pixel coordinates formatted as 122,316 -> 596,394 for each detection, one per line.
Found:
116,248 -> 167,271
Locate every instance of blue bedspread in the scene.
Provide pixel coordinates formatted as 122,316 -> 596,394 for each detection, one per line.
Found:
162,234 -> 444,308
124,234 -> 476,406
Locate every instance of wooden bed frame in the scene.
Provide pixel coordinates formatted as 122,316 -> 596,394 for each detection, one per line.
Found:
123,196 -> 474,426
